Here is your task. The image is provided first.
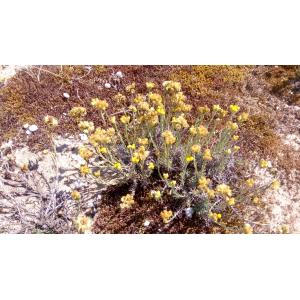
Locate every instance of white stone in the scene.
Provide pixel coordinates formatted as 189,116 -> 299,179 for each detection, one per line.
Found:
79,133 -> 88,141
23,123 -> 29,129
63,92 -> 70,99
28,125 -> 38,132
143,220 -> 150,227
116,71 -> 123,78
185,207 -> 194,218
25,130 -> 32,135
104,83 -> 111,89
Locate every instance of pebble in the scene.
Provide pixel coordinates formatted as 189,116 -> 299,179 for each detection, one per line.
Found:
23,123 -> 29,129
116,71 -> 123,78
63,92 -> 70,99
28,124 -> 38,132
79,133 -> 88,141
144,220 -> 150,227
184,207 -> 194,218
25,130 -> 32,135
104,83 -> 111,89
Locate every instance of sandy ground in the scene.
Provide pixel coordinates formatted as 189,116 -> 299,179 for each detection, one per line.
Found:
0,65 -> 299,233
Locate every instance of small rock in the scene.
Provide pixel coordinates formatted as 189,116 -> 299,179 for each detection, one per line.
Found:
25,130 -> 32,135
185,207 -> 194,218
23,123 -> 29,129
144,220 -> 150,227
28,124 -> 38,132
79,133 -> 88,141
104,83 -> 111,89
63,92 -> 70,99
116,71 -> 123,78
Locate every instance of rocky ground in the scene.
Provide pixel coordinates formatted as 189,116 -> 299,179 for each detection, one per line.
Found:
0,65 -> 299,233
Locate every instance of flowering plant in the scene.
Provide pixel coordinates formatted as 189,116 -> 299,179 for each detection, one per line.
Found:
68,81 -> 279,233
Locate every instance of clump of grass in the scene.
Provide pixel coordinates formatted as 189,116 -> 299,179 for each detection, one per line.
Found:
63,80 -> 280,233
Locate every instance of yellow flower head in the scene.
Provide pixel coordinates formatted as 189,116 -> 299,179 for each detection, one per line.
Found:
75,214 -> 92,233
185,155 -> 194,163
162,130 -> 176,145
189,126 -> 197,136
99,147 -> 108,154
237,112 -> 249,122
156,106 -> 165,115
129,105 -> 137,112
243,223 -> 253,234
120,194 -> 135,209
206,188 -> 215,199
160,210 -> 173,223
148,93 -> 163,106
120,115 -> 131,124
198,105 -> 210,114
232,135 -> 239,141
225,149 -> 232,155
79,147 -> 94,161
163,173 -> 169,180
191,144 -> 201,154
226,197 -> 235,206
162,81 -> 181,93
44,115 -> 59,128
131,155 -> 140,164
93,170 -> 101,178
113,93 -> 126,103
146,82 -> 155,90
227,121 -> 239,131
78,121 -> 95,134
233,145 -> 240,152
246,178 -> 255,188
71,190 -> 81,201
271,179 -> 280,190
216,184 -> 232,197
229,104 -> 240,113
125,82 -> 136,94
171,114 -> 189,130
113,162 -> 122,170
150,190 -> 162,200
212,104 -> 222,112
127,144 -> 136,150
278,224 -> 289,234
69,106 -> 87,119
209,212 -> 222,222
91,98 -> 109,110
80,165 -> 91,176
198,125 -> 209,137
203,149 -> 213,161
252,196 -> 260,204
169,180 -> 177,187
198,176 -> 211,189
138,138 -> 149,145
259,159 -> 269,168
110,116 -> 116,124
148,162 -> 155,170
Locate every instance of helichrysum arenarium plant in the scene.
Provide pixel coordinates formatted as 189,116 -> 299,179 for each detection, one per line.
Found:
67,80 -> 280,233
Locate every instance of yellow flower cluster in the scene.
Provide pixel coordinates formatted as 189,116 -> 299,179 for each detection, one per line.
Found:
78,121 -> 95,134
114,93 -> 126,103
246,178 -> 255,188
89,127 -> 115,146
259,159 -> 269,168
198,125 -> 208,137
198,176 -> 215,198
229,104 -> 240,113
146,82 -> 155,90
71,190 -> 81,201
131,146 -> 150,163
162,130 -> 176,145
91,98 -> 109,110
120,115 -> 131,124
150,190 -> 161,200
120,194 -> 135,209
44,115 -> 58,128
209,212 -> 222,222
160,210 -> 173,223
237,112 -> 249,122
69,106 -> 87,118
162,81 -> 181,93
171,114 -> 189,130
191,144 -> 201,154
227,121 -> 239,131
243,223 -> 253,234
80,165 -> 91,176
125,82 -> 136,94
79,147 -> 94,161
198,105 -> 210,114
203,149 -> 213,161
216,184 -> 232,197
